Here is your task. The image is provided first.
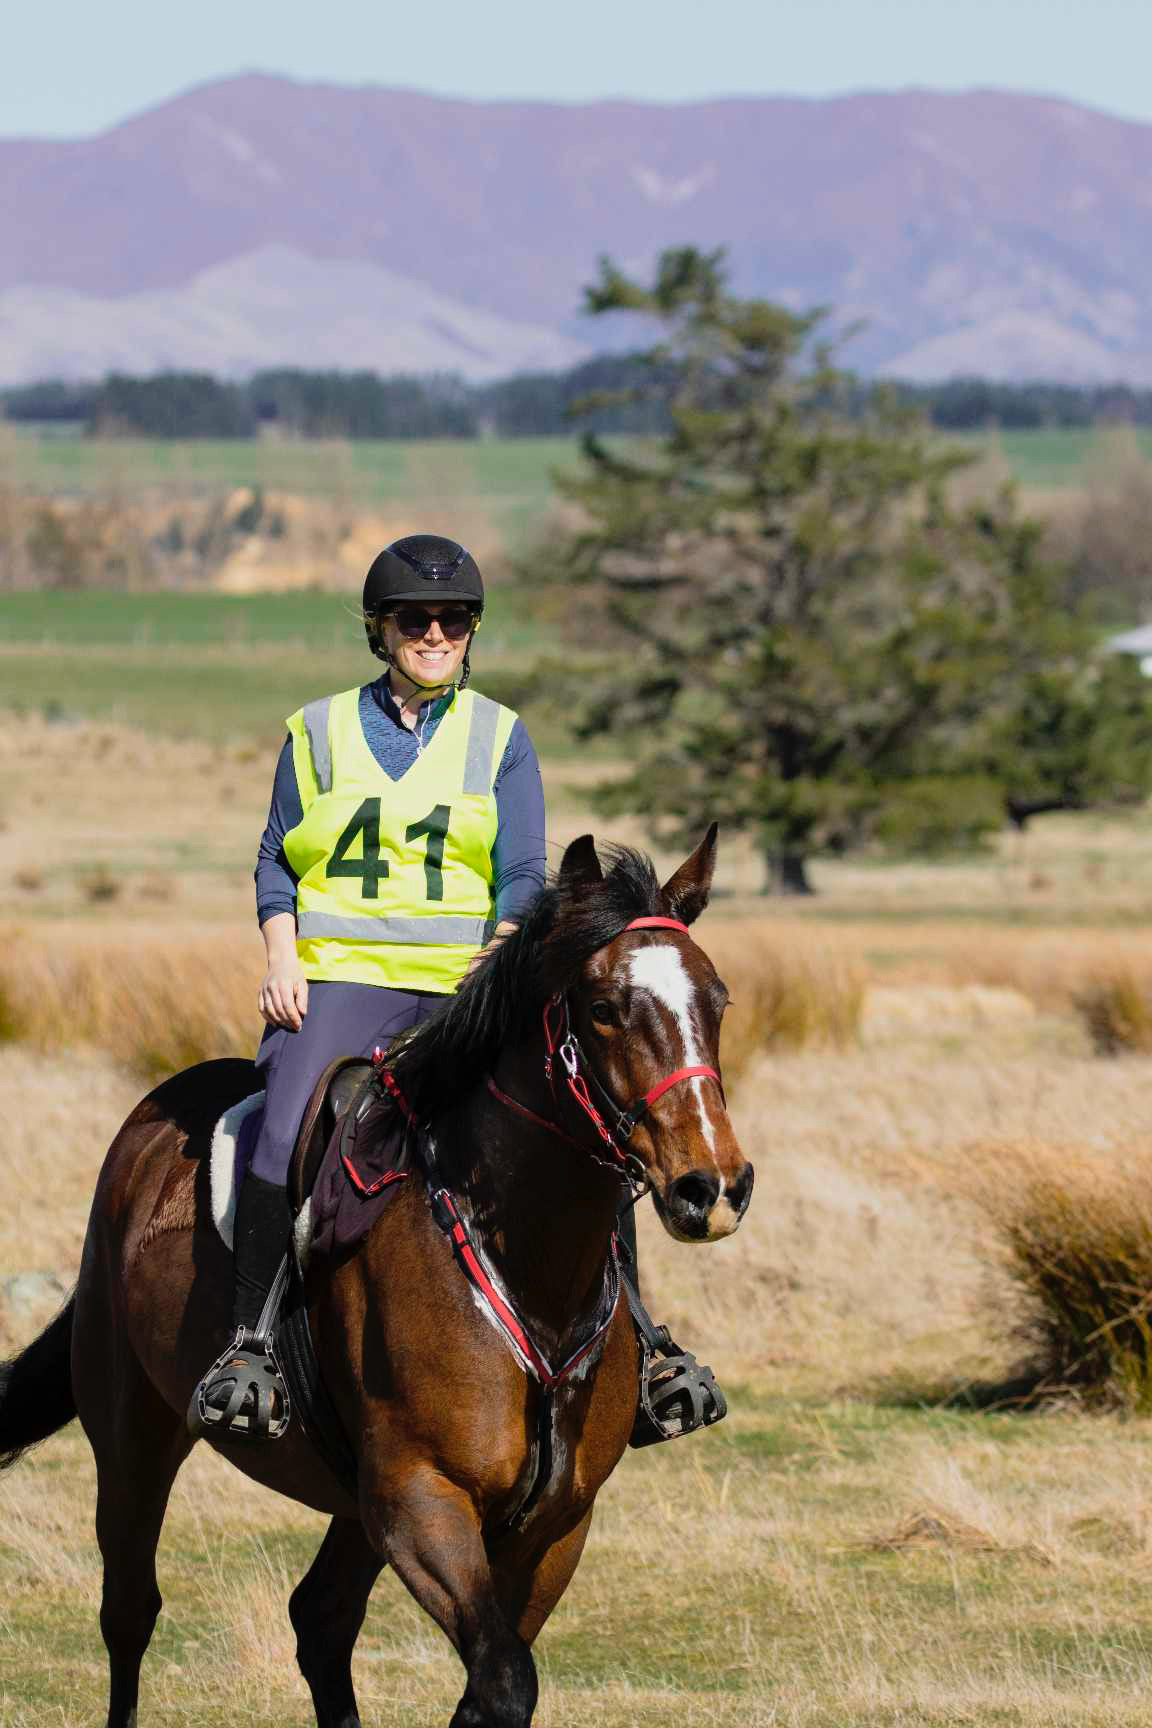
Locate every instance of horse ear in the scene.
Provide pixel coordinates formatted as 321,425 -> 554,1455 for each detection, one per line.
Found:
558,834 -> 604,892
660,823 -> 719,925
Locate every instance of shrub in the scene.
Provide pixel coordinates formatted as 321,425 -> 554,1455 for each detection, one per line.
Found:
1073,970 -> 1152,1055
966,1142 -> 1152,1407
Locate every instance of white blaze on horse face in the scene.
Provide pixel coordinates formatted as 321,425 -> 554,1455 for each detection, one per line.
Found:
628,943 -> 719,1160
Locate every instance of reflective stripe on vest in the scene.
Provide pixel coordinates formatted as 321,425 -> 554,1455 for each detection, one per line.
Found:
301,695 -> 334,795
296,911 -> 490,944
462,694 -> 501,796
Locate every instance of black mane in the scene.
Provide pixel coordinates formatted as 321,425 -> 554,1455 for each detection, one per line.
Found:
388,846 -> 665,1118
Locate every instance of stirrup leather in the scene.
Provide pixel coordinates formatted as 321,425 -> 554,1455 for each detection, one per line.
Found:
622,1270 -> 727,1447
188,1326 -> 291,1441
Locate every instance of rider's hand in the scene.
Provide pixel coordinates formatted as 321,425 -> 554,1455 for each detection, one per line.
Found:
258,959 -> 309,1030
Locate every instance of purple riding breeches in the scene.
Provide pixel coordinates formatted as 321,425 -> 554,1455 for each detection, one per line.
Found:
250,981 -> 441,1185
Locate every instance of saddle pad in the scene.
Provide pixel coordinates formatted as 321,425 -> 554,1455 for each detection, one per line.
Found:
209,1092 -> 264,1250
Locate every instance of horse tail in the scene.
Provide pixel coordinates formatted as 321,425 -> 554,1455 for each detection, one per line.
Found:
0,1295 -> 77,1470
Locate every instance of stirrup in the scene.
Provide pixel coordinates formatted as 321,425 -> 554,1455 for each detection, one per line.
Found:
187,1326 -> 291,1442
629,1324 -> 727,1447
619,1260 -> 726,1447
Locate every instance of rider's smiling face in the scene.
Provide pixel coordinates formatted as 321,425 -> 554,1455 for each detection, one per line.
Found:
380,604 -> 473,690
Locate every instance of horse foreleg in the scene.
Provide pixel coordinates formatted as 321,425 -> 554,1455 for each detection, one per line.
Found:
365,1469 -> 537,1728
491,1508 -> 595,1645
289,1516 -> 384,1728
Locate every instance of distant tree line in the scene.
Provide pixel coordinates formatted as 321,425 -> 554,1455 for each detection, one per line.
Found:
0,356 -> 673,440
5,364 -> 1152,441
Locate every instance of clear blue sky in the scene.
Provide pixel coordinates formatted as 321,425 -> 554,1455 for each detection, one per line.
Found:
4,0 -> 1147,137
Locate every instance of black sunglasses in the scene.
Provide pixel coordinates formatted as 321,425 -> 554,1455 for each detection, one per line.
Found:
387,605 -> 476,641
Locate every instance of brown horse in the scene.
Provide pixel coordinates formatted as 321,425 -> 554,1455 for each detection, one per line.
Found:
0,830 -> 752,1728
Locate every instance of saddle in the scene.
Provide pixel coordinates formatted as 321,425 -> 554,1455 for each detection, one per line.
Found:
287,1054 -> 416,1261
289,1056 -> 374,1213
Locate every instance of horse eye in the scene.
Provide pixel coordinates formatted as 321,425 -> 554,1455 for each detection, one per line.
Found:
590,999 -> 616,1026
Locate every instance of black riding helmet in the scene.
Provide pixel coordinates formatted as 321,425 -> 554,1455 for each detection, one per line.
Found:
363,534 -> 485,685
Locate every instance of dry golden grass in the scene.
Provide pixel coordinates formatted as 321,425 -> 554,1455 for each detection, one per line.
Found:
0,919 -> 869,1087
0,1048 -> 137,1287
0,715 -> 274,926
11,718 -> 1152,1717
953,1138 -> 1152,1406
707,926 -> 866,1079
5,992 -> 1152,1721
0,930 -> 258,1080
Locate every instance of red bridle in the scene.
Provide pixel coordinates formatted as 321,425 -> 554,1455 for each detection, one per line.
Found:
492,915 -> 725,1185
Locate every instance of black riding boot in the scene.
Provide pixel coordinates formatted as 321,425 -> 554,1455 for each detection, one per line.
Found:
618,1204 -> 727,1447
187,1174 -> 293,1442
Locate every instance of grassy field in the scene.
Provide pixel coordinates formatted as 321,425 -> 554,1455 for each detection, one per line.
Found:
0,591 -> 568,754
0,589 -> 551,654
951,427 -> 1152,488
5,426 -> 1150,507
7,588 -> 1152,921
0,431 -> 578,501
7,982 -> 1152,1723
9,599 -> 1152,1719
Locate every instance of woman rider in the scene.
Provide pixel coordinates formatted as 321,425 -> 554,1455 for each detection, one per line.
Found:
190,534 -> 545,1439
189,532 -> 725,1446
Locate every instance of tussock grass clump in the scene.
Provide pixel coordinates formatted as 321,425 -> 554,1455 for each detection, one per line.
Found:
0,934 -> 257,1080
965,1141 -> 1152,1407
1073,969 -> 1152,1055
709,930 -> 866,1080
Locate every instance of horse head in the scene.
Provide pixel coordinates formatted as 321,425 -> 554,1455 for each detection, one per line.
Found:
557,825 -> 754,1243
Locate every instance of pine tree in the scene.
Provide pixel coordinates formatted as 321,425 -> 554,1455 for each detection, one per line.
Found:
550,248 -> 1152,890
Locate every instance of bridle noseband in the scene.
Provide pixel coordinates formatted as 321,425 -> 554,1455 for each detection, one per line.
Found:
490,915 -> 725,1193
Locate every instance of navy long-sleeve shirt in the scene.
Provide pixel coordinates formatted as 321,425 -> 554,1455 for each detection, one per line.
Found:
255,679 -> 546,927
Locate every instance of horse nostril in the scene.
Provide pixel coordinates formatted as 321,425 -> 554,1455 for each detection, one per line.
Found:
727,1163 -> 755,1216
667,1170 -> 721,1217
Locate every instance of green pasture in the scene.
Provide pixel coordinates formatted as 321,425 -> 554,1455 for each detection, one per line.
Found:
5,1399 -> 1152,1725
951,426 -> 1152,487
0,589 -> 548,655
0,431 -> 577,500
0,591 -> 576,752
5,426 -> 1151,507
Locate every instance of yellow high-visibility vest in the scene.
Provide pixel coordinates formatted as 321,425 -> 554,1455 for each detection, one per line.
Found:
282,684 -> 518,993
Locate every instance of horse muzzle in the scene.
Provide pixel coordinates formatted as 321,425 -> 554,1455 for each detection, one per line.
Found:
652,1161 -> 755,1242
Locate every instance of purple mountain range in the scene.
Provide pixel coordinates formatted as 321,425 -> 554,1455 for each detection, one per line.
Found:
1,75 -> 1150,384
